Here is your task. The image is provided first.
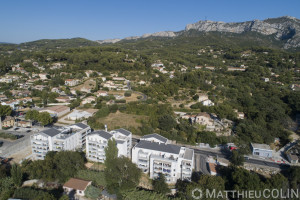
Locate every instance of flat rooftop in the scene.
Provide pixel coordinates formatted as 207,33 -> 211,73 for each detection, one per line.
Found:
251,143 -> 271,150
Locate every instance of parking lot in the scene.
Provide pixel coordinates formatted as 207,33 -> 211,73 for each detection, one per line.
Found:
0,125 -> 47,160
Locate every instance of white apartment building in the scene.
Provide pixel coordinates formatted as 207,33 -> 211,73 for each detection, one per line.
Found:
132,134 -> 194,184
31,123 -> 91,160
86,128 -> 132,163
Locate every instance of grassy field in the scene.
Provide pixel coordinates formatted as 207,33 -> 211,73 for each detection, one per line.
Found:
73,79 -> 96,91
108,91 -> 140,102
97,111 -> 148,130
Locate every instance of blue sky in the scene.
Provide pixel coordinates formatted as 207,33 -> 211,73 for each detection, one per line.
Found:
1,0 -> 300,43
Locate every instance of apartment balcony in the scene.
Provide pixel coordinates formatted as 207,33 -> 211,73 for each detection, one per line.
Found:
138,159 -> 148,163
32,142 -> 48,147
138,154 -> 148,159
162,168 -> 171,173
153,161 -> 162,165
163,163 -> 172,168
138,164 -> 148,169
31,138 -> 48,143
32,146 -> 48,151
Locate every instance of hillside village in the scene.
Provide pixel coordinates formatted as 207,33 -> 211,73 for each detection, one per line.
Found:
0,37 -> 299,199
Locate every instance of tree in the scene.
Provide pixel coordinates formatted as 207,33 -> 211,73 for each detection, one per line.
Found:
152,173 -> 170,194
104,139 -> 141,194
11,164 -> 23,187
59,195 -> 70,200
121,189 -> 172,200
158,115 -> 177,131
25,110 -> 39,121
38,112 -> 53,126
0,105 -> 12,117
85,185 -> 101,199
192,94 -> 199,101
230,150 -> 245,166
104,139 -> 118,165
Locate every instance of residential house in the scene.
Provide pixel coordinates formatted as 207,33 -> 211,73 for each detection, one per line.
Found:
33,85 -> 46,91
194,112 -> 214,126
285,142 -> 300,164
2,116 -> 15,127
132,136 -> 194,183
80,87 -> 91,93
112,77 -> 126,81
39,73 -> 48,80
0,95 -> 7,101
1,100 -> 19,110
96,90 -> 108,97
51,87 -> 61,93
82,96 -> 96,105
85,70 -> 94,77
139,80 -> 146,85
86,128 -> 132,163
39,105 -> 70,117
237,112 -> 245,119
65,79 -> 79,87
31,123 -> 91,160
251,143 -> 273,158
63,178 -> 92,197
114,95 -> 124,100
67,109 -> 97,121
227,67 -> 246,71
18,97 -> 33,104
151,62 -> 164,68
201,99 -> 214,106
291,84 -> 300,91
208,163 -> 217,176
261,77 -> 270,82
50,63 -> 65,70
16,120 -> 32,128
55,96 -> 70,103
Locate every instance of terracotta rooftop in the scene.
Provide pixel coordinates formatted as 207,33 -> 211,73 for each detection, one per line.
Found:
208,163 -> 217,173
63,178 -> 91,191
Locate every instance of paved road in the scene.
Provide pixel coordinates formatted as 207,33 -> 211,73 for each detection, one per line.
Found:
194,154 -> 210,175
132,91 -> 147,101
191,147 -> 290,170
132,137 -> 290,170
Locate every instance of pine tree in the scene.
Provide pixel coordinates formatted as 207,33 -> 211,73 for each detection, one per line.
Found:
11,164 -> 23,187
152,173 -> 170,194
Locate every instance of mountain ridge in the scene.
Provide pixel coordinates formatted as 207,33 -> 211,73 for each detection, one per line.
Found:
97,16 -> 300,49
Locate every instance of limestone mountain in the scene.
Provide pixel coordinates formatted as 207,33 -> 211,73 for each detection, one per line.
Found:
97,16 -> 300,49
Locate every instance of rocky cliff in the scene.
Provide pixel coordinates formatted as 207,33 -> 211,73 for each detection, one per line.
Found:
97,16 -> 300,49
185,16 -> 300,49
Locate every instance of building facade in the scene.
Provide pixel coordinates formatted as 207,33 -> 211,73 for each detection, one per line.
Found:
86,128 -> 132,163
251,143 -> 273,158
30,123 -> 91,160
132,135 -> 194,184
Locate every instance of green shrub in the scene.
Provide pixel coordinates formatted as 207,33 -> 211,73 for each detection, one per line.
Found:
76,170 -> 106,187
0,132 -> 18,140
85,185 -> 102,199
124,91 -> 132,97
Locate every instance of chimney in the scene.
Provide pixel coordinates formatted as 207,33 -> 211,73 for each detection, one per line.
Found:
105,124 -> 107,132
